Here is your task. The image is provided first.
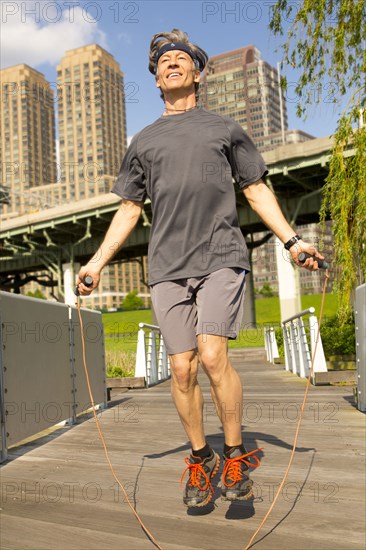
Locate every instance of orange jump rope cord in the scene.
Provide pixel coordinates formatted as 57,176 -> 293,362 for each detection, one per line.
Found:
243,269 -> 330,550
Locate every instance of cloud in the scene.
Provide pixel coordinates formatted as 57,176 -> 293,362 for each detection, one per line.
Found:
1,1 -> 107,69
117,32 -> 132,45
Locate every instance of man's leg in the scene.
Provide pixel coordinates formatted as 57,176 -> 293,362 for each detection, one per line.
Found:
198,334 -> 259,500
197,334 -> 242,446
169,348 -> 220,507
169,349 -> 205,450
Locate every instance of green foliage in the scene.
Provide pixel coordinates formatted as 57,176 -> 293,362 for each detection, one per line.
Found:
259,284 -> 275,298
320,117 -> 366,320
270,0 -> 366,117
120,289 -> 144,311
105,350 -> 135,377
319,313 -> 356,357
274,313 -> 355,359
274,327 -> 284,357
26,289 -> 46,300
270,0 -> 366,322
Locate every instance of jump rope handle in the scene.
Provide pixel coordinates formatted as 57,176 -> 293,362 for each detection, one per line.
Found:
298,252 -> 329,270
75,275 -> 94,296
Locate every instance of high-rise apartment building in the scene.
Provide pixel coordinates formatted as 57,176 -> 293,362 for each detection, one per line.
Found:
57,44 -> 127,200
200,46 -> 288,151
57,45 -> 132,310
0,64 -> 57,218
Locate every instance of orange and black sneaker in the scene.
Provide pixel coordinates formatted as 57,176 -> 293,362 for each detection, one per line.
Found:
180,450 -> 220,507
221,447 -> 262,501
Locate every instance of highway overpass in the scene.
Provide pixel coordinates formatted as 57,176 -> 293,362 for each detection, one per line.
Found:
0,135 -> 350,298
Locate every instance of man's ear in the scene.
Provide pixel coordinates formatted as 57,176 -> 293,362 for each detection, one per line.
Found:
193,70 -> 201,83
155,74 -> 161,88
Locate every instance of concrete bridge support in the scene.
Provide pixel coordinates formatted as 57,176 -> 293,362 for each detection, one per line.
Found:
63,262 -> 80,306
275,237 -> 301,322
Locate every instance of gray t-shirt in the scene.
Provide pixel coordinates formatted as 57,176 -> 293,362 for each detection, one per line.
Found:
112,108 -> 268,285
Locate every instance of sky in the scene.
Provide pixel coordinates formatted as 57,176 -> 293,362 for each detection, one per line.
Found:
1,0 -> 344,140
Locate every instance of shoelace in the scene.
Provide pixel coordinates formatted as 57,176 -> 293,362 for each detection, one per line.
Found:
180,457 -> 213,493
223,448 -> 263,488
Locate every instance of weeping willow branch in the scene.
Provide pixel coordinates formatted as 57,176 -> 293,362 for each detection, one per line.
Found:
320,104 -> 366,321
270,0 -> 366,322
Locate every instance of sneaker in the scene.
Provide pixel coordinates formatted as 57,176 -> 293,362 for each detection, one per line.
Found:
180,450 -> 220,507
221,447 -> 262,501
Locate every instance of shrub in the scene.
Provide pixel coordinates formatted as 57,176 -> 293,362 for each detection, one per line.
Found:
274,326 -> 284,357
105,350 -> 135,377
120,290 -> 144,311
320,313 -> 356,357
274,314 -> 355,360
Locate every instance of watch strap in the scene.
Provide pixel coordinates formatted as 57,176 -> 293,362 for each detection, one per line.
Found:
284,234 -> 302,250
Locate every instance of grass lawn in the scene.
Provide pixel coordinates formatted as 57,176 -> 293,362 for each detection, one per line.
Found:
102,293 -> 338,353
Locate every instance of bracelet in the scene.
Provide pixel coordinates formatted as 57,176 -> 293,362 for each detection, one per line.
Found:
284,234 -> 302,250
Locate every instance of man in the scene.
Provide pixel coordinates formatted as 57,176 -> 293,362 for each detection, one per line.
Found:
77,29 -> 324,508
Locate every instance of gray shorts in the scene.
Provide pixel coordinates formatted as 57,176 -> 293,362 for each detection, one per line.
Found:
150,267 -> 246,355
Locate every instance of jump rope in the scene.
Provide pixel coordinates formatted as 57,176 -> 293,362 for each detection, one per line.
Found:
75,252 -> 329,550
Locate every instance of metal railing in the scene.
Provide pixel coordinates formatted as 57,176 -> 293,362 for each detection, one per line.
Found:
282,307 -> 327,379
264,327 -> 280,363
135,323 -> 170,387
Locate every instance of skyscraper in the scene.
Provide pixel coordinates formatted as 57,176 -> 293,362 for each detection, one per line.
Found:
0,64 -> 57,217
200,45 -> 290,152
57,44 -> 127,200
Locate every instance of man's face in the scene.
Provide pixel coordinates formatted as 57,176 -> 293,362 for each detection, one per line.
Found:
155,50 -> 200,96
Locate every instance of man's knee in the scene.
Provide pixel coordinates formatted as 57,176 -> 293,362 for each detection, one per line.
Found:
170,352 -> 198,392
199,347 -> 228,385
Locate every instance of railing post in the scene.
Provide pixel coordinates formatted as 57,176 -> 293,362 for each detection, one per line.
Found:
269,327 -> 279,363
146,330 -> 158,386
282,307 -> 327,380
158,336 -> 170,380
135,325 -> 147,379
264,327 -> 280,364
135,323 -> 171,387
288,321 -> 299,375
297,317 -> 311,378
309,314 -> 328,375
264,328 -> 270,362
282,325 -> 292,372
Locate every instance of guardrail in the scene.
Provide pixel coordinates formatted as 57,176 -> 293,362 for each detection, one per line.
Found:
282,307 -> 327,379
135,323 -> 170,387
264,327 -> 280,364
0,292 -> 107,463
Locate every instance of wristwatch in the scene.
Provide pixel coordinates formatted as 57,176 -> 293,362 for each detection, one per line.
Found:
284,234 -> 302,250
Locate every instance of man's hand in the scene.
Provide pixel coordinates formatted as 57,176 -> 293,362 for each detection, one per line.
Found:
76,265 -> 101,296
289,240 -> 325,271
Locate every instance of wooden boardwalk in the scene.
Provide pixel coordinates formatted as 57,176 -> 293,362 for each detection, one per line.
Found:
1,349 -> 365,550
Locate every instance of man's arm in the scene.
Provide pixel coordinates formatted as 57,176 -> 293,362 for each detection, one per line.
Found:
76,198 -> 143,295
243,180 -> 324,270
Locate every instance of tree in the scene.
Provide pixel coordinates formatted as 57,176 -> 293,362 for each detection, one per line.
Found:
260,284 -> 275,298
26,289 -> 46,300
121,290 -> 144,311
270,0 -> 366,321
